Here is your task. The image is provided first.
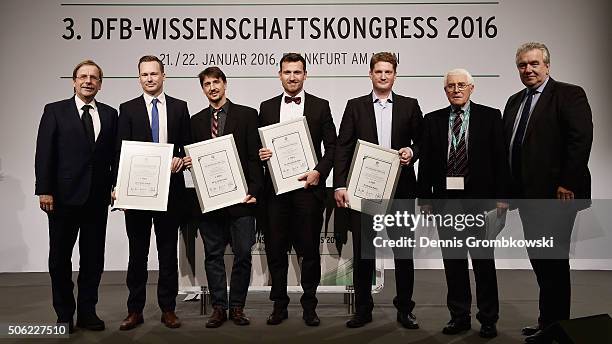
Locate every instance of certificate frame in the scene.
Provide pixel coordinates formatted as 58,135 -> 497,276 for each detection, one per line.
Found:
258,117 -> 318,195
185,134 -> 248,213
114,140 -> 174,211
346,140 -> 401,216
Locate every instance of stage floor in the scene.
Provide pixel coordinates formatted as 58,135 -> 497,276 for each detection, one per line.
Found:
0,269 -> 610,343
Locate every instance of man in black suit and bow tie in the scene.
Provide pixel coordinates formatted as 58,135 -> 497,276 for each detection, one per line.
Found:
334,52 -> 423,329
115,55 -> 191,330
418,68 -> 508,338
183,67 -> 263,328
35,60 -> 118,332
258,53 -> 337,326
503,42 -> 592,344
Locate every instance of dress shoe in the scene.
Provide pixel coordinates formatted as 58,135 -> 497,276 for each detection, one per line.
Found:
521,324 -> 541,336
524,329 -> 552,344
266,308 -> 288,325
206,307 -> 227,328
442,320 -> 471,335
229,307 -> 250,326
161,311 -> 181,329
346,313 -> 372,328
303,310 -> 320,326
119,312 -> 143,331
479,324 -> 498,338
397,312 -> 419,329
76,312 -> 105,331
57,319 -> 75,334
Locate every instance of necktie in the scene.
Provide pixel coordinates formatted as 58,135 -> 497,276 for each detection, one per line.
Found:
211,109 -> 219,138
151,98 -> 159,143
81,104 -> 95,145
511,89 -> 538,180
447,109 -> 468,177
284,96 -> 301,105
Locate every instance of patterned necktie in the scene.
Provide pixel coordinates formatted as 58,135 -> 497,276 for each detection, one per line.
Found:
81,104 -> 95,145
211,109 -> 219,138
151,98 -> 159,143
511,88 -> 538,180
448,109 -> 468,177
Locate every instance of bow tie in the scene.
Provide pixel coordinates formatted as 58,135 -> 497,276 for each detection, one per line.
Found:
284,96 -> 302,105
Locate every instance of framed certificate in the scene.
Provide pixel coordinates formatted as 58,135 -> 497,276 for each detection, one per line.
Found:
346,140 -> 401,216
185,134 -> 248,213
114,140 -> 174,211
258,117 -> 318,195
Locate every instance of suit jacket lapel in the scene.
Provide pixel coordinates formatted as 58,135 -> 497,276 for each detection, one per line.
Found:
270,94 -> 282,124
364,93 -> 378,144
467,103 -> 480,164
437,108 -> 451,166
137,96 -> 153,142
67,97 -> 89,144
504,93 -> 522,142
224,101 -> 238,136
166,96 -> 175,143
391,92 -> 400,149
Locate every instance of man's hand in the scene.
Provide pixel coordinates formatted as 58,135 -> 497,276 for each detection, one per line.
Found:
557,186 -> 575,201
496,201 -> 509,217
243,194 -> 257,204
171,157 -> 184,173
398,147 -> 413,166
334,189 -> 349,208
259,148 -> 273,161
39,195 -> 54,212
183,156 -> 192,169
420,204 -> 433,215
298,170 -> 320,189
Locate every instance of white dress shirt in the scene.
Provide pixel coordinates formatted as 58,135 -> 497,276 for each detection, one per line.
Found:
143,92 -> 168,144
280,89 -> 305,122
74,95 -> 101,140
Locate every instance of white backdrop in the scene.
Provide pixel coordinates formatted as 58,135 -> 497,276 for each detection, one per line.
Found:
0,0 -> 610,272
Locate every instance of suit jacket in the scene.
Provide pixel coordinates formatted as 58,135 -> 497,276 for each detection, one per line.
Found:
417,102 -> 508,211
35,97 -> 118,206
189,100 -> 264,217
502,78 -> 593,199
115,94 -> 191,211
334,92 -> 422,199
259,92 -> 337,199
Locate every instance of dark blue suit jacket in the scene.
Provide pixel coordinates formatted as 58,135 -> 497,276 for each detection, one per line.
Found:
35,97 -> 118,206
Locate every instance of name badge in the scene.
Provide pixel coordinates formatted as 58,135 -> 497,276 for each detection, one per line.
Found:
446,177 -> 465,190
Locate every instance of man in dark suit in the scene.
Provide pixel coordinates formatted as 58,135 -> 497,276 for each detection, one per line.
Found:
115,55 -> 191,330
334,52 -> 422,329
35,60 -> 117,332
503,42 -> 592,344
183,67 -> 263,328
258,53 -> 336,326
418,68 -> 508,338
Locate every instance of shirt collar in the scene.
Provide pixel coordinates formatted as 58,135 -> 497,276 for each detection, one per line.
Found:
529,76 -> 549,95
211,100 -> 230,115
143,91 -> 166,105
451,100 -> 471,114
74,94 -> 97,112
372,91 -> 393,103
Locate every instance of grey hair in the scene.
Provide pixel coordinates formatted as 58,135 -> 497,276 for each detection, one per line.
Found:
515,42 -> 550,66
444,68 -> 474,86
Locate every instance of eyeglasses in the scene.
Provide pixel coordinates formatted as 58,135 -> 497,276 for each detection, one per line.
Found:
76,74 -> 101,82
445,83 -> 471,91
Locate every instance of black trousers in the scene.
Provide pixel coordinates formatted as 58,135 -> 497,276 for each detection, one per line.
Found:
519,202 -> 577,327
350,208 -> 415,316
437,225 -> 499,325
264,188 -> 324,311
124,210 -> 179,313
47,200 -> 108,321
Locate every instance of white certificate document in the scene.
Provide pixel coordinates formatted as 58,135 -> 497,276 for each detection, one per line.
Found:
185,134 -> 248,213
259,117 -> 318,195
346,140 -> 401,216
114,141 -> 173,211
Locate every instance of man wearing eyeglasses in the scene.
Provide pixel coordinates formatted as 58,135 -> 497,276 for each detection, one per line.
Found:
35,60 -> 118,333
417,68 -> 508,338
